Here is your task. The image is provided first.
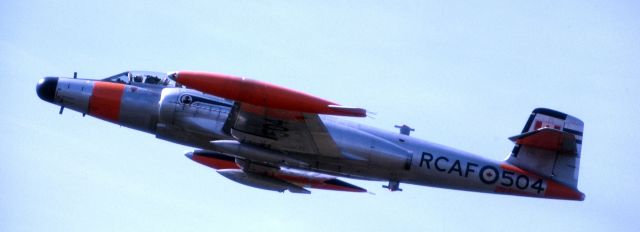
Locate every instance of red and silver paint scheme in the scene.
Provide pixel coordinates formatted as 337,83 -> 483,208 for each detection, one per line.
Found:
36,71 -> 585,200
186,150 -> 366,193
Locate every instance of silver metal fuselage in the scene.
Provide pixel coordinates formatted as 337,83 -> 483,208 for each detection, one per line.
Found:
50,77 -> 506,195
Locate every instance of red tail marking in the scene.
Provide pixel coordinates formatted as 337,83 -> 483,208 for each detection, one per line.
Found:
500,163 -> 584,201
545,180 -> 585,201
499,163 -> 541,178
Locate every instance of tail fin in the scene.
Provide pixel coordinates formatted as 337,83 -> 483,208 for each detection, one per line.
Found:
506,108 -> 584,188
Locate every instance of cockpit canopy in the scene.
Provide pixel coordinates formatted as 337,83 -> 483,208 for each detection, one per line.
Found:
103,71 -> 181,88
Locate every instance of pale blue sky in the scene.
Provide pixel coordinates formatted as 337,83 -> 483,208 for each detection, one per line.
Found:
1,1 -> 639,231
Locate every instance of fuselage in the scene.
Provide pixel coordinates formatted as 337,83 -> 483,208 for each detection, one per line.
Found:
36,72 -> 584,200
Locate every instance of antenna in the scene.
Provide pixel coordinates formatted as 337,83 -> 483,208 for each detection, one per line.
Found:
394,124 -> 415,136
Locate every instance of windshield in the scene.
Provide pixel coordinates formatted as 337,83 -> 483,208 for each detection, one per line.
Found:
103,72 -> 130,84
102,71 -> 181,87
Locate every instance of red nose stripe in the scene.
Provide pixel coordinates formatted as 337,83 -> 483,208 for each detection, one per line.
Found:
89,82 -> 125,122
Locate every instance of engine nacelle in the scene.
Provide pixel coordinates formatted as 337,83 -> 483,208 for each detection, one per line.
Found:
155,88 -> 231,148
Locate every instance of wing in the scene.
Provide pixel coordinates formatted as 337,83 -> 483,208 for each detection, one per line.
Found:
222,102 -> 342,157
170,70 -> 367,158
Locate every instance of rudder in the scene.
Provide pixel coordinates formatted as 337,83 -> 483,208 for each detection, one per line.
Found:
506,108 -> 584,188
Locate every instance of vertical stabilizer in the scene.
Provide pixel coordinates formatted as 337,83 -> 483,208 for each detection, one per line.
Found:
507,108 -> 583,188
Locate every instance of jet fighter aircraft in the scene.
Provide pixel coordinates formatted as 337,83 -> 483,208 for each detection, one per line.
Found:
36,71 -> 585,200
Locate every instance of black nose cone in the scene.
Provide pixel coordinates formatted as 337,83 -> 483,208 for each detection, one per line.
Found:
36,77 -> 58,103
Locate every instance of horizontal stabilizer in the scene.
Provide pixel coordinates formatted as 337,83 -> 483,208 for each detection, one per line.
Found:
509,128 -> 577,154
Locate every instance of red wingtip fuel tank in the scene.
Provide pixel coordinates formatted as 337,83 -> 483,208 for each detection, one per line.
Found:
169,71 -> 366,117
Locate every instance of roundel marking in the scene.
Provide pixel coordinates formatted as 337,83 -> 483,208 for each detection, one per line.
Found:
479,166 -> 499,184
